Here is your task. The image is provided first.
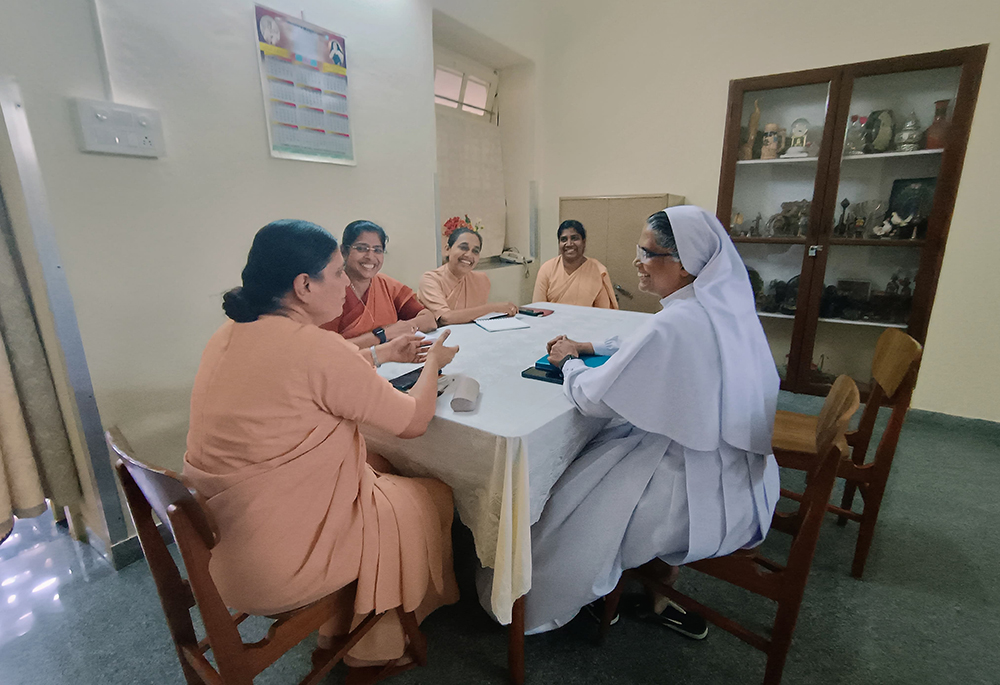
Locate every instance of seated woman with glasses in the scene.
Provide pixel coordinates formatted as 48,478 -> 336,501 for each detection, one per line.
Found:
532,220 -> 619,309
418,227 -> 518,325
518,206 -> 780,640
322,221 -> 437,357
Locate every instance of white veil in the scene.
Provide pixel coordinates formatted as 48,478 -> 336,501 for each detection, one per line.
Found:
572,205 -> 779,455
668,205 -> 779,454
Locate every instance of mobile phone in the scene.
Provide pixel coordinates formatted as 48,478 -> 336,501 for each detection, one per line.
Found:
389,367 -> 423,391
518,307 -> 544,317
520,366 -> 563,384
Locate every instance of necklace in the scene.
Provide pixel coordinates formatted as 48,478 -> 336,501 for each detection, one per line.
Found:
350,280 -> 369,300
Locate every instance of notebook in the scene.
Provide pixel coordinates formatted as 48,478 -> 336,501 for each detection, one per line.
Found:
535,353 -> 611,373
475,317 -> 530,332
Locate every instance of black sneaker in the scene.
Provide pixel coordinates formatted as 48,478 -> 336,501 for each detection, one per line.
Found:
624,594 -> 708,640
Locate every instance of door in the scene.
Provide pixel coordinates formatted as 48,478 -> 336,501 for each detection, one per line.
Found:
607,194 -> 684,313
717,72 -> 841,389
559,194 -> 685,313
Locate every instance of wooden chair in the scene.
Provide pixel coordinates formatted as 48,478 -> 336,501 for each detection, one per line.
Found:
108,428 -> 426,685
772,328 -> 922,578
600,375 -> 860,685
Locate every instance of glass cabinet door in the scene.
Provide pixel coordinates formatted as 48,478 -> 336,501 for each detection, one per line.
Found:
804,66 -> 962,390
726,81 -> 832,382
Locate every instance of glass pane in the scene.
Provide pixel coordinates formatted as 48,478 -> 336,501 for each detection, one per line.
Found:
435,96 -> 458,108
434,67 -> 463,102
461,105 -> 487,116
739,243 -> 806,380
728,81 -> 831,382
462,77 -> 490,110
810,67 -> 962,388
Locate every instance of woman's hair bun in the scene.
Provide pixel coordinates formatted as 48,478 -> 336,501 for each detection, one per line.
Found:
222,287 -> 259,323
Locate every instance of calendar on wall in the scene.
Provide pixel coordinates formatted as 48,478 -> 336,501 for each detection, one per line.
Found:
254,4 -> 355,165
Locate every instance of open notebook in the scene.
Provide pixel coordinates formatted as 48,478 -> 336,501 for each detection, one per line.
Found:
475,314 -> 529,332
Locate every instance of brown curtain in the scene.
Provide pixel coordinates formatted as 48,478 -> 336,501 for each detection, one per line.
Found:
0,185 -> 82,544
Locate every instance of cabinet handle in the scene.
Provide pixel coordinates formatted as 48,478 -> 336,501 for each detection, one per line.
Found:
614,284 -> 634,299
808,245 -> 824,257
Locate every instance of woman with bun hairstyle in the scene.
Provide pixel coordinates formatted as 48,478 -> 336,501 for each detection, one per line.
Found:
183,219 -> 460,674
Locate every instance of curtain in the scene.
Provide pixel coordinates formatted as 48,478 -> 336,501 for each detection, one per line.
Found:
0,187 -> 82,544
436,108 -> 507,259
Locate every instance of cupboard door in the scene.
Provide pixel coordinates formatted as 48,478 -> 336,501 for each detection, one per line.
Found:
558,198 -> 609,265
803,66 -> 962,392
607,195 -> 683,313
721,77 -> 839,385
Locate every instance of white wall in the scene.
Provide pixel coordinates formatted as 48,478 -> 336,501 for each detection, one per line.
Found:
0,0 -> 543,472
539,0 -> 1000,422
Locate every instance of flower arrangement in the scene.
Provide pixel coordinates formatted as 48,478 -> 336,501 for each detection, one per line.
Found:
442,215 -> 485,239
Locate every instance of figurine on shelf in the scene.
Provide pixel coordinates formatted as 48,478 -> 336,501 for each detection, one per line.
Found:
739,100 -> 761,161
895,111 -> 923,152
750,213 -> 763,237
730,211 -> 745,236
835,198 -> 850,236
764,199 -> 811,237
781,118 -> 811,158
864,110 -> 896,153
873,219 -> 894,238
899,277 -> 912,297
886,275 -> 899,295
760,123 -> 786,160
844,115 -> 866,155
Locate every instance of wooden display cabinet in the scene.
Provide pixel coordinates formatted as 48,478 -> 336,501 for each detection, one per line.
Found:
716,45 -> 987,395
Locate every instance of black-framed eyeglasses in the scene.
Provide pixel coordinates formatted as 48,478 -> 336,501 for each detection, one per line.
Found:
351,244 -> 385,256
636,244 -> 675,263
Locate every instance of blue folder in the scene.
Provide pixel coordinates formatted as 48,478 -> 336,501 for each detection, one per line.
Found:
535,353 -> 610,373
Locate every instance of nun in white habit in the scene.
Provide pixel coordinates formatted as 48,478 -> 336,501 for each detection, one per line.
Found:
522,205 -> 780,634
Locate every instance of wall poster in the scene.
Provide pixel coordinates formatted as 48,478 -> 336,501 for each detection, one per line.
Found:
254,4 -> 355,165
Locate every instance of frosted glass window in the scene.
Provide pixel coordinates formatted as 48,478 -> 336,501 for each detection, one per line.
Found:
434,68 -> 463,103
462,77 -> 489,112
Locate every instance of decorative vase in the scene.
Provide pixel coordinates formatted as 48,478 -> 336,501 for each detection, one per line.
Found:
895,111 -> 922,152
844,115 -> 866,155
925,99 -> 950,149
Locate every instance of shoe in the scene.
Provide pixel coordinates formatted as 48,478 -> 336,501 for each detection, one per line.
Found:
627,595 -> 708,640
582,598 -> 619,626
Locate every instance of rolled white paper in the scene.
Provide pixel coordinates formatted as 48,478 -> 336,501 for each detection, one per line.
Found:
450,375 -> 480,412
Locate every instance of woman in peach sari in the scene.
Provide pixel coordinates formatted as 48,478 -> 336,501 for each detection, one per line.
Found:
533,220 -> 619,309
322,220 -> 436,351
418,228 -> 518,325
183,220 -> 460,679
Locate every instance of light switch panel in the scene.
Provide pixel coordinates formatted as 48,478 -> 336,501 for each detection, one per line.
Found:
72,98 -> 165,158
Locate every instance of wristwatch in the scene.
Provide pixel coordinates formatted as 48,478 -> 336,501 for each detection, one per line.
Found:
556,354 -> 579,370
372,327 -> 387,344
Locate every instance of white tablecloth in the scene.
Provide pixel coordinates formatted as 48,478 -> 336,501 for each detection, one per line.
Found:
363,302 -> 650,623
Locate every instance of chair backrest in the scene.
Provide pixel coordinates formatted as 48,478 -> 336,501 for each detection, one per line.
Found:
108,428 -> 251,683
786,376 -> 860,579
851,329 -> 923,464
107,427 -> 217,549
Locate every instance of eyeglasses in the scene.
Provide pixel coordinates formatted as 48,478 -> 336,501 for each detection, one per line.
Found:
636,244 -> 676,264
351,244 -> 385,256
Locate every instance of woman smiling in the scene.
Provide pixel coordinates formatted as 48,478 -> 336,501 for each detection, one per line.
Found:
417,228 -> 518,325
532,220 -> 618,309
322,220 -> 436,351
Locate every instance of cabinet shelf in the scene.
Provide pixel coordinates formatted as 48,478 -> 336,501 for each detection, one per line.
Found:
841,149 -> 943,162
737,157 -> 818,166
732,236 -> 806,244
757,311 -> 908,329
828,238 -> 926,247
